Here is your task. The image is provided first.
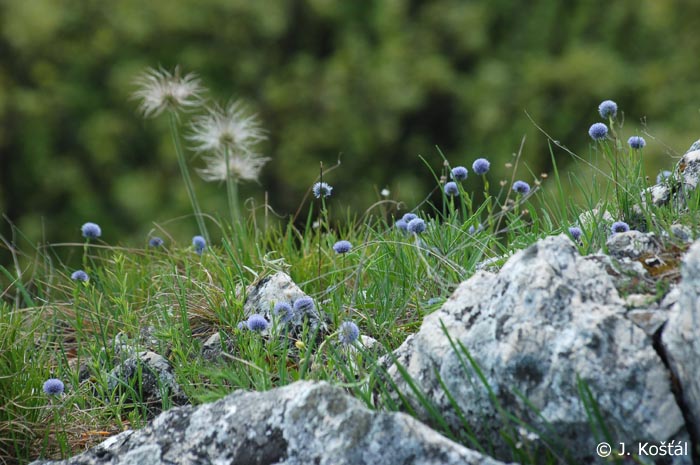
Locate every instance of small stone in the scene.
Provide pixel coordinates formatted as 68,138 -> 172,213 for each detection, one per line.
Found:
606,230 -> 661,260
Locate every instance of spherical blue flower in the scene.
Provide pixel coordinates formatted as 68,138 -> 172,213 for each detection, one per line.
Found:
312,182 -> 333,198
402,213 -> 418,223
656,170 -> 672,184
512,180 -> 531,195
598,100 -> 618,119
43,378 -> 64,396
293,296 -> 315,315
611,221 -> 630,234
273,302 -> 294,323
588,123 -> 608,141
149,237 -> 164,247
333,240 -> 352,254
628,136 -> 646,149
70,270 -> 89,282
246,314 -> 269,332
407,218 -> 426,234
338,321 -> 360,345
395,219 -> 408,231
468,224 -> 483,235
568,227 -> 583,241
81,222 -> 101,239
472,158 -> 490,175
444,181 -> 459,196
451,166 -> 468,181
192,235 -> 206,254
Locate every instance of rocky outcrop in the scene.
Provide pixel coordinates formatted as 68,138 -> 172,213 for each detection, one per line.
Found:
662,240 -> 700,453
31,381 -> 512,465
385,235 -> 688,463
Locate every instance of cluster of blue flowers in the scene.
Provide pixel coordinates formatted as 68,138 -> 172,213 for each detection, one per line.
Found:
589,100 -> 646,149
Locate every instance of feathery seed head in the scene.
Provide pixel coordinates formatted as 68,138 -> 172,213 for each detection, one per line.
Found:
197,151 -> 269,183
132,66 -> 205,118
188,101 -> 266,155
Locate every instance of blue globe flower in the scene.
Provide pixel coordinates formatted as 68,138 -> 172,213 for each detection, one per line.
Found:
395,219 -> 408,231
472,158 -> 490,175
70,270 -> 89,282
611,221 -> 630,234
312,182 -> 333,198
444,182 -> 459,196
43,378 -> 65,395
598,100 -> 618,119
512,180 -> 530,195
247,314 -> 269,332
568,227 -> 582,241
338,321 -> 360,345
407,218 -> 426,234
149,237 -> 164,247
81,222 -> 101,239
656,170 -> 672,184
192,235 -> 206,254
588,123 -> 608,141
401,213 -> 417,223
293,296 -> 315,315
628,136 -> 646,149
273,302 -> 294,323
333,240 -> 352,254
451,166 -> 468,181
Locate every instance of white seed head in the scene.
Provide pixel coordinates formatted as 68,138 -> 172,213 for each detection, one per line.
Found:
196,151 -> 269,183
132,66 -> 205,118
187,101 -> 266,155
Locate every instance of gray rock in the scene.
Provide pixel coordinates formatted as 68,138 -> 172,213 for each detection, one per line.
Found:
640,183 -> 671,208
626,308 -> 670,336
577,207 -> 613,232
662,240 -> 700,453
687,138 -> 700,153
678,149 -> 700,190
606,230 -> 661,260
30,381 -> 513,465
200,331 -> 236,362
386,235 -> 685,463
243,272 -> 328,335
107,351 -> 188,417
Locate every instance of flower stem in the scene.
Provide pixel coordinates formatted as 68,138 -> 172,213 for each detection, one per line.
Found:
169,112 -> 210,243
224,147 -> 241,227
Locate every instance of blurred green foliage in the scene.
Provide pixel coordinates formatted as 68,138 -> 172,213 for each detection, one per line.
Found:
1,0 -> 699,248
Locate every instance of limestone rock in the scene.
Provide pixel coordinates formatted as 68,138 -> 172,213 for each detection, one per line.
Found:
107,351 -> 188,417
200,331 -> 236,362
606,230 -> 661,260
678,149 -> 700,191
30,381 -> 512,465
662,240 -> 700,452
386,235 -> 685,463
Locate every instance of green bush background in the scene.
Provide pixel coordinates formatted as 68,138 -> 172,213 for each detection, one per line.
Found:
1,0 -> 698,248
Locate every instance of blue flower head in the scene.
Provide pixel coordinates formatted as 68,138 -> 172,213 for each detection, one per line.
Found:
472,158 -> 490,175
333,240 -> 352,254
273,302 -> 294,323
293,296 -> 315,315
656,170 -> 672,184
407,218 -> 426,234
313,182 -> 333,199
468,223 -> 483,235
628,136 -> 646,150
401,213 -> 417,223
338,321 -> 360,345
598,100 -> 618,119
444,181 -> 459,196
70,270 -> 89,282
611,221 -> 630,234
588,123 -> 608,141
237,321 -> 246,330
568,227 -> 583,241
192,235 -> 206,254
43,378 -> 64,396
246,314 -> 269,332
451,166 -> 468,181
81,222 -> 101,239
512,180 -> 530,195
149,237 -> 164,247
395,219 -> 408,231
